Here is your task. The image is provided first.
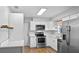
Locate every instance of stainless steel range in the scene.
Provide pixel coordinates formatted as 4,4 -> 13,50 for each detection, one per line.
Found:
35,32 -> 46,48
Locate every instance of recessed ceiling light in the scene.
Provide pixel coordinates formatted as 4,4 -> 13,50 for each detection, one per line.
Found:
37,8 -> 47,15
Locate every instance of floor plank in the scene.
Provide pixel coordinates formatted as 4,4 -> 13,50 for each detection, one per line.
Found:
23,47 -> 56,53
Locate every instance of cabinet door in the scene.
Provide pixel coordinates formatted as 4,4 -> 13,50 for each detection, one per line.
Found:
30,37 -> 36,47
46,36 -> 57,51
8,13 -> 24,46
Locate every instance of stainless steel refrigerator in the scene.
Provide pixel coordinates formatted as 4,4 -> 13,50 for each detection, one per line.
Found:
61,18 -> 79,53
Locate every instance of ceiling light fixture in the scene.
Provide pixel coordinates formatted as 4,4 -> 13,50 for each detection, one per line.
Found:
37,8 -> 47,15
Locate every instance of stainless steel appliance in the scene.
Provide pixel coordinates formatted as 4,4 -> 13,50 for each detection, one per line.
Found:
36,25 -> 45,30
35,25 -> 46,48
35,32 -> 46,48
61,18 -> 79,53
36,36 -> 46,48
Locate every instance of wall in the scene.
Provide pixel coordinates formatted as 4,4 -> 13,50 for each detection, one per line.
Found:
24,17 -> 31,46
69,18 -> 79,52
68,18 -> 79,52
0,7 -> 9,46
0,7 -> 25,47
7,13 -> 24,47
62,18 -> 79,52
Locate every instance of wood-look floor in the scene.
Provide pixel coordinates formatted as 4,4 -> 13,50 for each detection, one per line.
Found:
23,47 -> 56,53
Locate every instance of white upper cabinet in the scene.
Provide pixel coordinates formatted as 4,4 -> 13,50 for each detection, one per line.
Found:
30,21 -> 55,31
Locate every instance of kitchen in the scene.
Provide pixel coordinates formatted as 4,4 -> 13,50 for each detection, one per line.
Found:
0,6 -> 79,53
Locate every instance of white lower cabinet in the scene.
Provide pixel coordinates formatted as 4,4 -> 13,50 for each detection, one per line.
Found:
46,36 -> 57,51
30,37 -> 36,47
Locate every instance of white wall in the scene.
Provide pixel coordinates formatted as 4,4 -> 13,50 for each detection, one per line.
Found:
24,17 -> 31,46
0,7 -> 24,47
24,22 -> 30,46
0,7 -> 9,45
65,18 -> 79,49
7,13 -> 24,47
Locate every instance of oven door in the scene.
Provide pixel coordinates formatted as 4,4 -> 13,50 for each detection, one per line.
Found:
36,37 -> 46,48
38,38 -> 45,43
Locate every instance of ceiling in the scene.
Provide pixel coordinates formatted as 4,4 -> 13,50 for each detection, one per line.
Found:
9,6 -> 72,18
